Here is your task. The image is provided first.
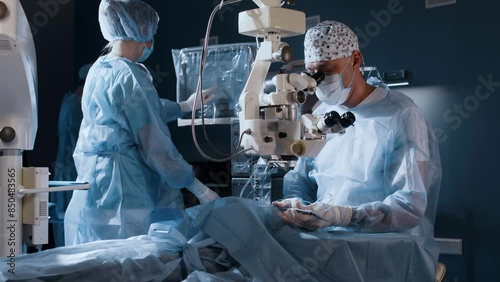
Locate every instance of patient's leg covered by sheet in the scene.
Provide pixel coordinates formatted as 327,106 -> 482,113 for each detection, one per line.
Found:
0,238 -> 184,281
193,197 -> 437,282
0,213 -> 238,281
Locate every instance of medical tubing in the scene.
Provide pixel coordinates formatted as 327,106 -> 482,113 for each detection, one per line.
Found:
194,2 -> 226,156
191,0 -> 250,161
239,174 -> 254,198
251,160 -> 271,202
238,158 -> 261,198
191,0 -> 252,162
197,0 -> 245,157
239,160 -> 272,200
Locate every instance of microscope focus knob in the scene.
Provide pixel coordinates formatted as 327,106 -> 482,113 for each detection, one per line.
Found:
0,1 -> 7,19
281,45 -> 293,63
0,126 -> 16,143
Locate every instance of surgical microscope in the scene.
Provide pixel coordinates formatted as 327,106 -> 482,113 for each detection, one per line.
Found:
0,0 -> 88,259
235,0 -> 355,202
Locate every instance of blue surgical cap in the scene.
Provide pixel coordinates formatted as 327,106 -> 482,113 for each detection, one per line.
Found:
98,0 -> 159,43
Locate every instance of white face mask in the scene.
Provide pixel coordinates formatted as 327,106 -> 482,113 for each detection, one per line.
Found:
316,56 -> 355,106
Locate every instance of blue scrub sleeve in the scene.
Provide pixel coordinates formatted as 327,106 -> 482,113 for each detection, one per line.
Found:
349,107 -> 432,232
117,71 -> 195,189
283,157 -> 318,203
159,98 -> 183,123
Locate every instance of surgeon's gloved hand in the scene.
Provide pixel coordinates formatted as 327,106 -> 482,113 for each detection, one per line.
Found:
179,86 -> 218,113
280,201 -> 353,231
271,197 -> 302,210
186,178 -> 220,204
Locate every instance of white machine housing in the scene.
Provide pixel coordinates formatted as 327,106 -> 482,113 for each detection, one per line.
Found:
0,0 -> 38,259
238,0 -> 332,159
239,5 -> 305,38
21,167 -> 50,246
0,0 -> 89,258
0,0 -> 37,151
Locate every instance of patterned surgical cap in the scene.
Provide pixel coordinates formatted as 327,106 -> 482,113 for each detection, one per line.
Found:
304,21 -> 359,63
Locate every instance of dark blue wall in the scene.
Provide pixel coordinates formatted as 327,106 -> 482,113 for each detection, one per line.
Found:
25,0 -> 499,281
20,0 -> 75,170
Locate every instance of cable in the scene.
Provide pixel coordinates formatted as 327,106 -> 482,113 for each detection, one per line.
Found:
195,2 -> 226,154
193,0 -> 252,160
241,160 -> 274,201
191,0 -> 254,162
237,157 -> 259,197
239,174 -> 254,198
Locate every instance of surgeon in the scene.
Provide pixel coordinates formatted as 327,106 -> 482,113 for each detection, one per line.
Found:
273,21 -> 442,264
65,0 -> 219,245
51,63 -> 91,247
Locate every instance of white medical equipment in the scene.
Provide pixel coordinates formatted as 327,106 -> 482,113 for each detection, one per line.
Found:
190,0 -> 356,203
234,0 -> 355,202
0,0 -> 88,258
237,0 -> 355,163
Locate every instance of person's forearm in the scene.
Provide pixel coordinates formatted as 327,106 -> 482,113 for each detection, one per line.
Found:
159,98 -> 183,122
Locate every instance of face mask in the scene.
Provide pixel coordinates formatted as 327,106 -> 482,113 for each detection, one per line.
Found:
316,56 -> 355,106
137,38 -> 154,62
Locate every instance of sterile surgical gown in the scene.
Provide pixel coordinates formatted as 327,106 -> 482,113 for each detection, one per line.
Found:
65,54 -> 194,245
284,87 -> 442,263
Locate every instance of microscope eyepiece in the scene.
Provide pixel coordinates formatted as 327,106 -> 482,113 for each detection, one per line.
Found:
323,111 -> 341,128
311,71 -> 325,85
318,110 -> 355,134
303,71 -> 325,86
340,112 -> 356,128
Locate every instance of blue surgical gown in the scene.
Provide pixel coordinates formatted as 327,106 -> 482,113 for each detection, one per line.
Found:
51,92 -> 83,247
65,54 -> 194,245
284,87 -> 442,263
